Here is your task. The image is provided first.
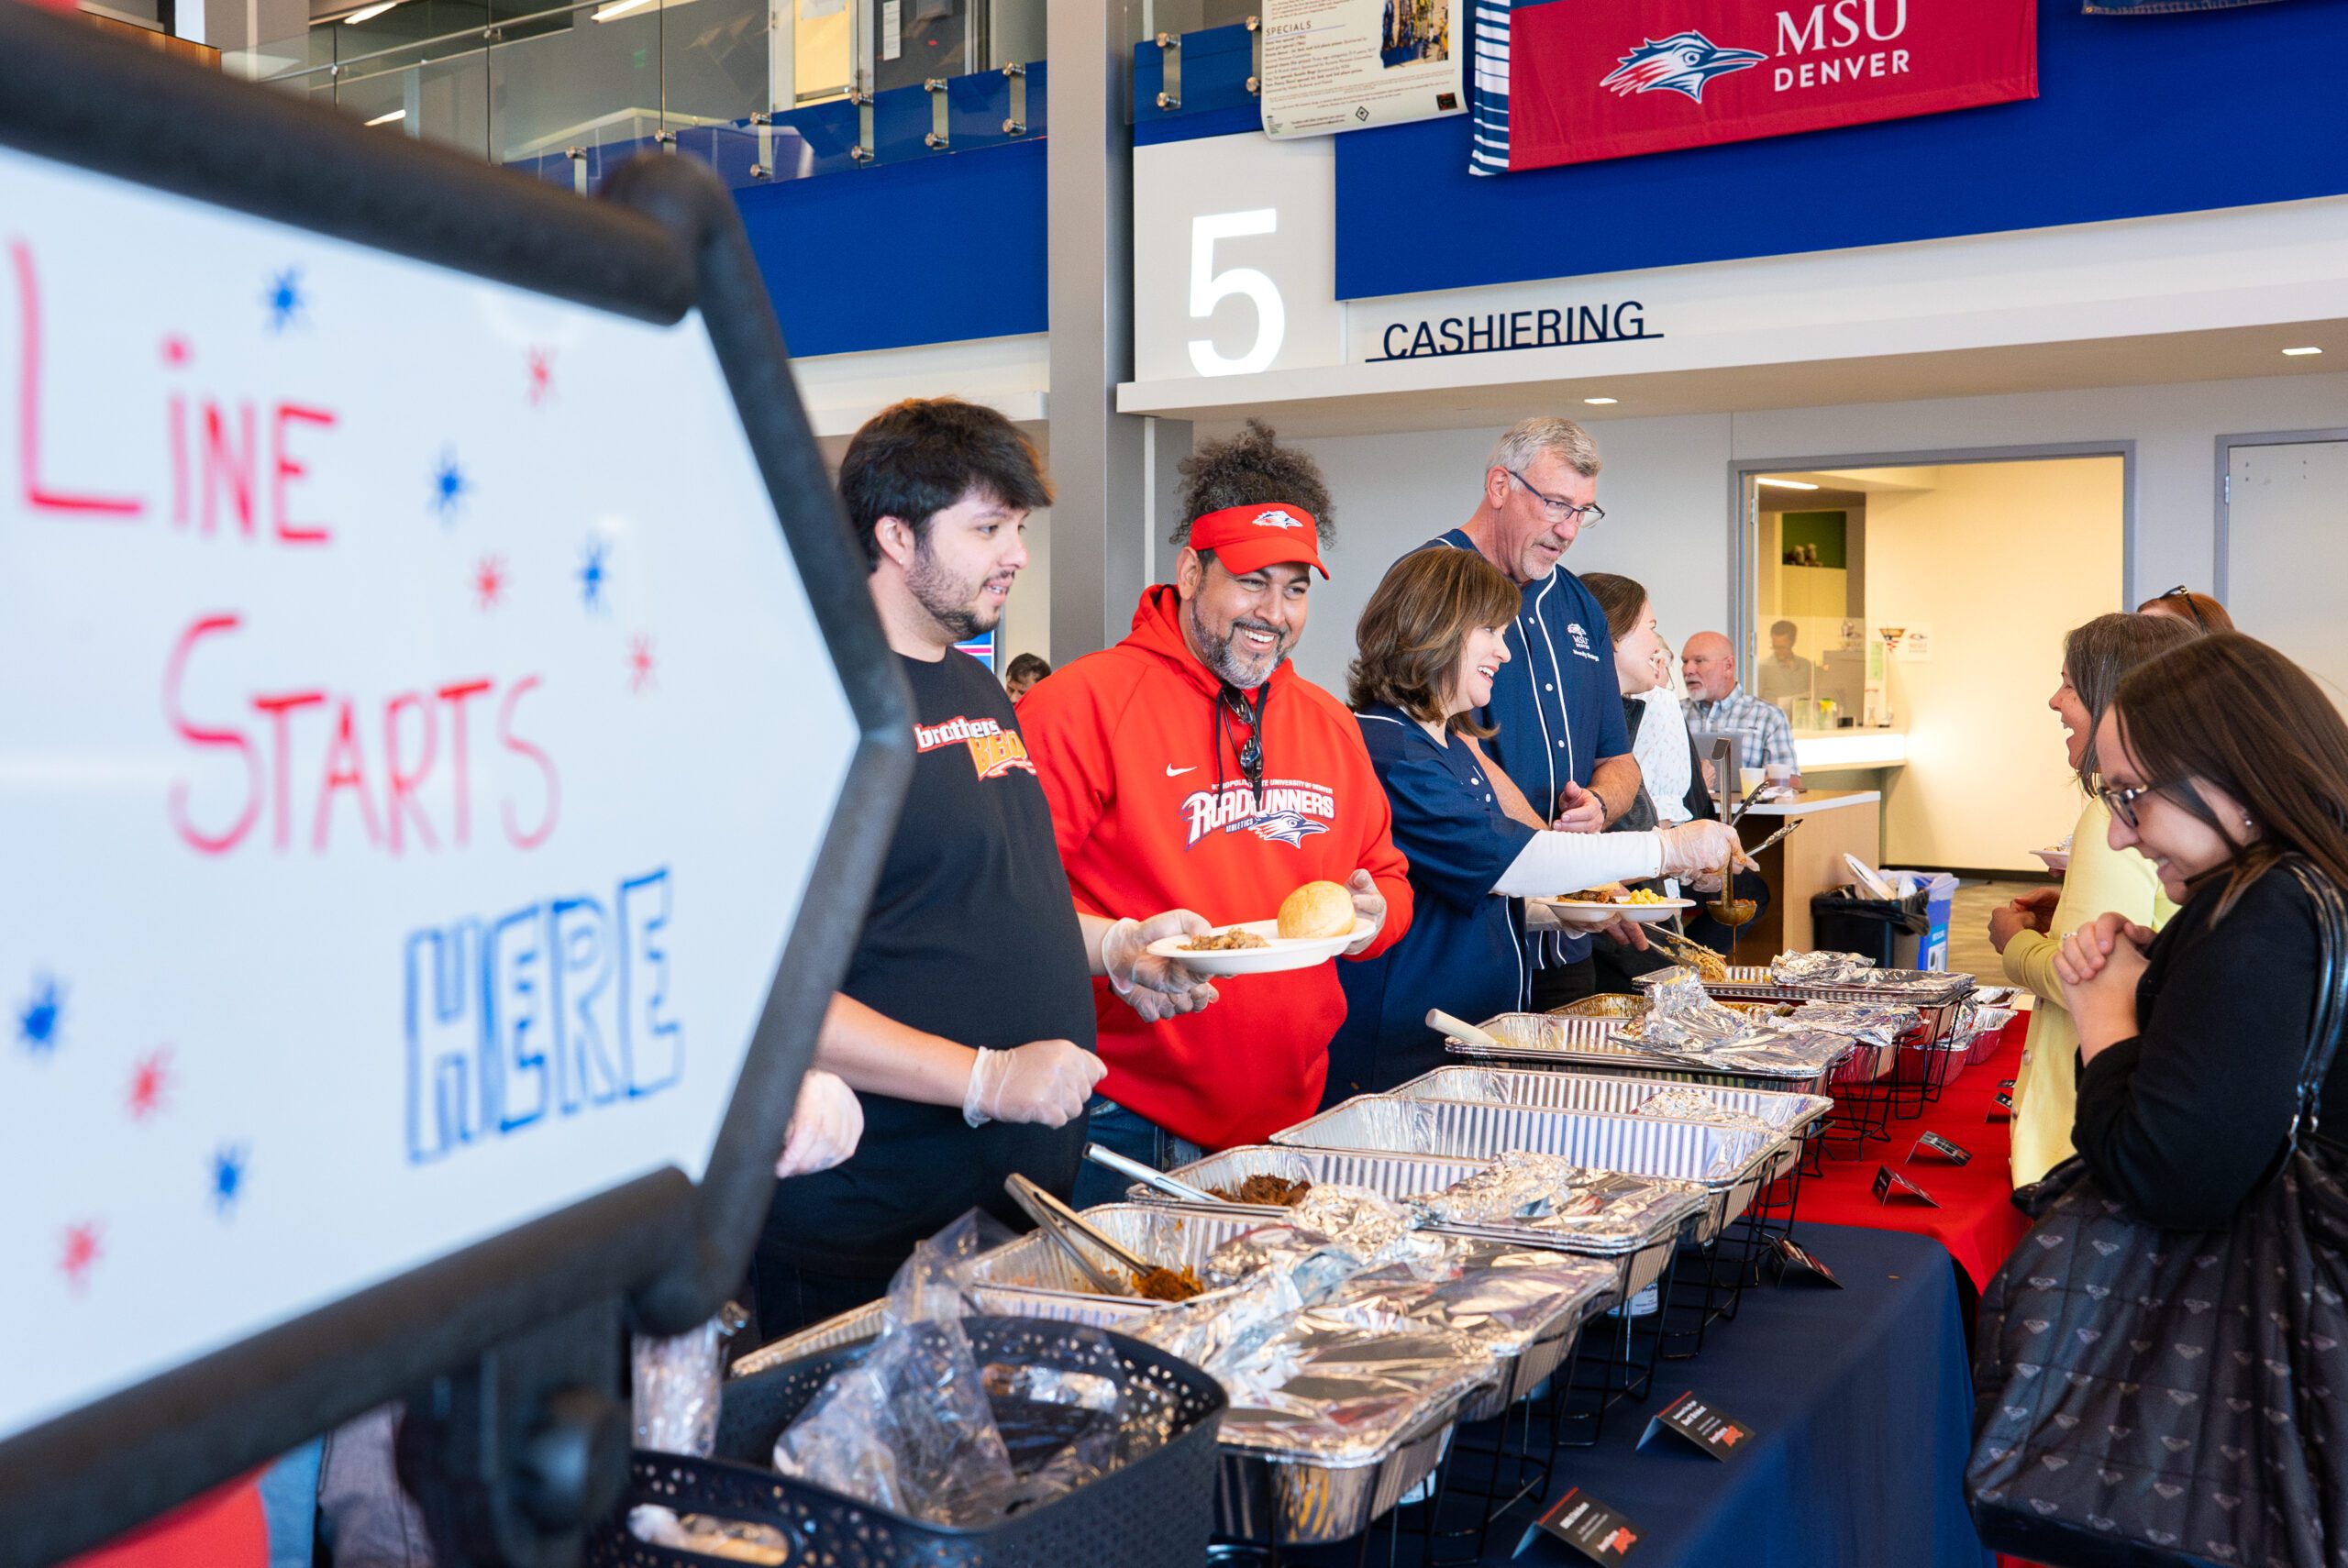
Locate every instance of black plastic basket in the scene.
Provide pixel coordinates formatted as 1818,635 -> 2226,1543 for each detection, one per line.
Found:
589,1315 -> 1226,1568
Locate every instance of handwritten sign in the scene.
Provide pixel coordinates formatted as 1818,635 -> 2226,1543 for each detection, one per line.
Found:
0,142 -> 858,1448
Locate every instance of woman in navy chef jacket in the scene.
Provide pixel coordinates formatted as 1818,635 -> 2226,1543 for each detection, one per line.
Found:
1326,550 -> 1746,1102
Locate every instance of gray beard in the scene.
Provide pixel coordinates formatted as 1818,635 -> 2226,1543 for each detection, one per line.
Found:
1189,601 -> 1288,689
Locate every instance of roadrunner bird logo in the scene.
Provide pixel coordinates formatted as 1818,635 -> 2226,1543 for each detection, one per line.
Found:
1600,31 -> 1766,103
1241,811 -> 1332,847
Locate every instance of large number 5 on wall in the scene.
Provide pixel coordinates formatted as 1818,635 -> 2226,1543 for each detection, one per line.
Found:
1188,209 -> 1286,376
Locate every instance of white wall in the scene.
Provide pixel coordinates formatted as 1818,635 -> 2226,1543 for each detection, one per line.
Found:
1284,414 -> 1738,697
1251,367 -> 2348,695
1864,459 -> 2124,870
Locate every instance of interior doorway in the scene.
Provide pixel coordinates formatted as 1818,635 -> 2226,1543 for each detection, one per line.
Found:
1733,451 -> 2131,875
2221,429 -> 2348,707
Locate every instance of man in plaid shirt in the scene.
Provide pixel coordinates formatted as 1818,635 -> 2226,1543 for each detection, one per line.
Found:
1680,632 -> 1804,791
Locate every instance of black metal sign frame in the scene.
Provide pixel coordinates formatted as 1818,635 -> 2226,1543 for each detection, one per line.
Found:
0,10 -> 911,1562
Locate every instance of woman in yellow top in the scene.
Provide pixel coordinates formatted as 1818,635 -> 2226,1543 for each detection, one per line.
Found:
1988,612 -> 2198,1187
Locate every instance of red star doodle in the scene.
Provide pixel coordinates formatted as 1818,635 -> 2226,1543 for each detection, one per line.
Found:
627,633 -> 657,694
526,348 -> 554,407
60,1221 -> 102,1293
474,553 -> 508,612
127,1046 -> 172,1120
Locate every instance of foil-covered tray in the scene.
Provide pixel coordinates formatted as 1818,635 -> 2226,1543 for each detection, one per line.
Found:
1390,1065 -> 1833,1144
1444,1010 -> 1864,1093
1637,961 -> 1978,1040
725,1286 -> 1482,1547
1269,1096 -> 1786,1242
1134,1144 -> 1690,1307
960,1204 -> 1608,1425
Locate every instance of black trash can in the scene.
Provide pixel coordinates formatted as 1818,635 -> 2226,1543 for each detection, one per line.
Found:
1808,886 -> 1930,969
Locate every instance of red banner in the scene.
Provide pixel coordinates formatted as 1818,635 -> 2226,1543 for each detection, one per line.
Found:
1500,0 -> 2036,171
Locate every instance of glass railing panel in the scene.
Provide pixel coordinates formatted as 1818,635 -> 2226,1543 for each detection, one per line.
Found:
659,0 -> 775,127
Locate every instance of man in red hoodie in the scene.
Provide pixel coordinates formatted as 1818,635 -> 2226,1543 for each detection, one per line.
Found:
1020,421 -> 1412,1203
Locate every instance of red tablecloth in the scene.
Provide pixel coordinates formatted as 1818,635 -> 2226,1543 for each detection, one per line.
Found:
1798,1018 -> 2034,1292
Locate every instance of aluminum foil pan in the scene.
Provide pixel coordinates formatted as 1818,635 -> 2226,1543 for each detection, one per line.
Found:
1606,1015 -> 1860,1081
1387,1065 -> 1832,1142
1268,1096 -> 1783,1242
1441,1012 -> 1855,1094
1135,1143 -> 1693,1313
1634,965 -> 1977,1040
730,1284 -> 1478,1547
1761,999 -> 1925,1047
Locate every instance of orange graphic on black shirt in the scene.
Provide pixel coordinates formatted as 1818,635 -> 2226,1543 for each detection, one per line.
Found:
968,728 -> 1036,779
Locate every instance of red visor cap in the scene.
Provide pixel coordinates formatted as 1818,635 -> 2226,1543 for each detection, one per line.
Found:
1186,502 -> 1328,579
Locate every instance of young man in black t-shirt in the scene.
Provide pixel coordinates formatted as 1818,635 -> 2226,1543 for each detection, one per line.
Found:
754,400 -> 1219,1338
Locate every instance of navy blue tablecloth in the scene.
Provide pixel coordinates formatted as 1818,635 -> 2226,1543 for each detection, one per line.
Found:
1498,1223 -> 1990,1568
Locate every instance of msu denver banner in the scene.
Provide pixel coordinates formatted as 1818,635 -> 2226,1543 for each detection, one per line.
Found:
1469,0 -> 2036,174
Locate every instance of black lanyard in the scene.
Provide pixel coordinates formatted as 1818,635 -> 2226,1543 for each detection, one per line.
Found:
1218,682 -> 1268,808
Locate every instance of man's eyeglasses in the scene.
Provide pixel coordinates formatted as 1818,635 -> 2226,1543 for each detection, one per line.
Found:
1506,469 -> 1605,527
2093,774 -> 2157,829
2156,585 -> 2209,633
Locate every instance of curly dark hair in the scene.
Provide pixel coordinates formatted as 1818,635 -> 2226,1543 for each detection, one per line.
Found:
837,398 -> 1052,569
1174,419 -> 1335,547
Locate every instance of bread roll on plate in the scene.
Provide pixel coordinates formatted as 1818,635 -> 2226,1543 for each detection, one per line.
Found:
1276,880 -> 1354,941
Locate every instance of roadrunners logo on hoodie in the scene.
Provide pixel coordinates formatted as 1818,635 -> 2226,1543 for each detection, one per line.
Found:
1180,780 -> 1337,849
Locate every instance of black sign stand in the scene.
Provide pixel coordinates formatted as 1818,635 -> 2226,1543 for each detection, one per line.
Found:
0,12 -> 911,1563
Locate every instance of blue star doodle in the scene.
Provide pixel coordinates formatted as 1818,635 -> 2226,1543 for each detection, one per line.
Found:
262,267 -> 305,333
578,537 -> 612,613
429,449 -> 470,525
211,1143 -> 249,1217
17,972 -> 62,1057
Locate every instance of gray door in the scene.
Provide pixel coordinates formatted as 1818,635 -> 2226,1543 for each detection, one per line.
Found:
2226,437 -> 2348,704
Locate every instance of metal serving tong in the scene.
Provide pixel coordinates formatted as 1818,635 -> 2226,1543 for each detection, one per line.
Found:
1084,1143 -> 1224,1207
1744,817 -> 1805,857
1003,1173 -> 1154,1296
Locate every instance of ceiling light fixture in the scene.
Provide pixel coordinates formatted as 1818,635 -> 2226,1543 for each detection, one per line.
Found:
593,0 -> 654,20
342,0 -> 400,22
1582,396 -> 1618,405
2282,346 -> 2324,357
362,108 -> 407,126
1755,477 -> 1819,491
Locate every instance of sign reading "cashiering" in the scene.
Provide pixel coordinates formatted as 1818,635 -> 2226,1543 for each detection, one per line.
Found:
1365,299 -> 1660,362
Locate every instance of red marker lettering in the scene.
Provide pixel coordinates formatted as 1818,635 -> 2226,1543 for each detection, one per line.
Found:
384,690 -> 439,855
200,400 -> 257,537
251,689 -> 326,851
163,614 -> 260,854
437,679 -> 493,846
11,240 -> 144,518
498,675 -> 559,850
272,403 -> 334,546
311,696 -> 383,852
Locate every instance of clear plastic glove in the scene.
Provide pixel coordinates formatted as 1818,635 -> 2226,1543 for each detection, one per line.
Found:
962,1039 -> 1106,1129
1656,820 -> 1754,880
1102,911 -> 1222,1023
775,1068 -> 862,1178
1344,870 -> 1386,955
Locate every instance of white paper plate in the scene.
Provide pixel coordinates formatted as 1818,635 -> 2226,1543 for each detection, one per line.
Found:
1528,896 -> 1698,927
1146,918 -> 1364,976
2032,847 -> 2071,874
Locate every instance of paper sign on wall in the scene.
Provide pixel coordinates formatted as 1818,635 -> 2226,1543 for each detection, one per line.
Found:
1260,0 -> 1466,139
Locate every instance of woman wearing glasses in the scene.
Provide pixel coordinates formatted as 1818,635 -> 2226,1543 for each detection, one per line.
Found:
1986,613 -> 2196,1187
1324,548 -> 1746,1101
2136,583 -> 2235,634
2054,632 -> 2348,1228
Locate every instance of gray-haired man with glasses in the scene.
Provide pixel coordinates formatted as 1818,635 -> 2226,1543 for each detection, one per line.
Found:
1411,415 -> 1643,1005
